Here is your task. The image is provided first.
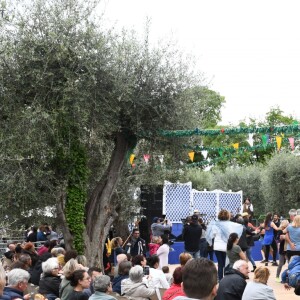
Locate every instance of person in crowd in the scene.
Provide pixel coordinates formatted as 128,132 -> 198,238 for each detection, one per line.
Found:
151,217 -> 172,237
51,247 -> 66,257
235,217 -> 249,258
37,241 -> 50,256
26,226 -> 38,243
281,254 -> 300,289
243,215 -> 257,272
22,242 -> 39,267
89,275 -> 117,300
182,214 -> 202,258
147,255 -> 170,289
76,255 -> 88,270
206,209 -> 243,281
276,219 -> 289,282
216,260 -> 249,300
125,228 -> 147,257
285,214 -> 300,260
179,252 -> 192,267
261,212 -> 279,266
173,258 -> 218,300
148,236 -> 161,256
241,197 -> 253,222
83,266 -> 102,296
30,252 -> 52,285
289,208 -> 297,222
113,253 -> 128,277
157,234 -> 170,270
38,257 -> 61,300
111,237 -> 126,264
226,233 -> 246,270
18,253 -> 32,271
1,249 -> 14,271
241,266 -> 276,300
64,249 -> 78,264
37,225 -> 49,242
112,260 -> 132,295
198,218 -> 208,258
131,254 -> 147,267
0,265 -> 6,296
162,266 -> 185,300
121,265 -> 156,299
47,225 -> 59,242
162,266 -> 172,285
59,258 -> 83,300
1,268 -> 31,300
69,269 -> 90,300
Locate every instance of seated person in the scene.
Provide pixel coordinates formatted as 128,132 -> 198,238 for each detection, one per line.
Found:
112,261 -> 132,295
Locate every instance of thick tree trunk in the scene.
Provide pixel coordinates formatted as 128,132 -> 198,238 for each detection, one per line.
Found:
56,184 -> 74,251
84,132 -> 130,268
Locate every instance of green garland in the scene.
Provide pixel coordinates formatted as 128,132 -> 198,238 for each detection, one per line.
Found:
159,124 -> 300,137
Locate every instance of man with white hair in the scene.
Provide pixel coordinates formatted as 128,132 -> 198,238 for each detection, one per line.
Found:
89,275 -> 117,300
2,268 -> 31,300
216,260 -> 249,300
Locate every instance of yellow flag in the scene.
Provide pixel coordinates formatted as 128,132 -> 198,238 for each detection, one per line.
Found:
129,154 -> 135,165
105,238 -> 112,256
233,143 -> 239,150
276,136 -> 282,150
188,151 -> 195,162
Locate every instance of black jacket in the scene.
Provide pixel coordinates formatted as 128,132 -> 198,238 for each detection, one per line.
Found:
112,274 -> 129,294
182,222 -> 202,252
215,269 -> 247,300
38,273 -> 61,297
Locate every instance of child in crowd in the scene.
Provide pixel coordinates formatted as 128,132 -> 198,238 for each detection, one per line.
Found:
162,266 -> 172,285
148,236 -> 161,256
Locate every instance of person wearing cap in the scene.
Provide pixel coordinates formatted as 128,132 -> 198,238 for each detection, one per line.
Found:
182,214 -> 202,259
151,217 -> 172,237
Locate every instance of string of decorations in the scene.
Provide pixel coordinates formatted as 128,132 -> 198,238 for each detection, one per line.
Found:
158,123 -> 300,137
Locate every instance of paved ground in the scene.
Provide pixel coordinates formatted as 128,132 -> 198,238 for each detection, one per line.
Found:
169,260 -> 298,300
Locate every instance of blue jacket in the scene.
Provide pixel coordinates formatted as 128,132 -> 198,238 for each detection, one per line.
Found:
288,256 -> 300,275
0,286 -> 24,300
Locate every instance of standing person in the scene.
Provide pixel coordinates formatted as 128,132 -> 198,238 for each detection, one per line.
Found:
198,218 -> 208,258
182,214 -> 202,258
111,237 -> 126,265
173,258 -> 218,300
157,234 -> 170,270
261,212 -> 279,266
125,228 -> 147,257
206,209 -> 243,281
151,217 -> 172,237
242,267 -> 276,300
241,198 -> 253,222
226,233 -> 246,270
216,260 -> 249,300
148,236 -> 161,256
276,219 -> 289,282
244,217 -> 257,272
285,215 -> 300,260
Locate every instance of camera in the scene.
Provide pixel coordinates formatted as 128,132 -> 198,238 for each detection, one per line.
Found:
143,266 -> 150,276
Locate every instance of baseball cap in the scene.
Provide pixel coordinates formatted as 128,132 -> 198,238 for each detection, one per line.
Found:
153,217 -> 159,223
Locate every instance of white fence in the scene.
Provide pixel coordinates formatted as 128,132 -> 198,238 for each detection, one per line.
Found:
163,181 -> 242,223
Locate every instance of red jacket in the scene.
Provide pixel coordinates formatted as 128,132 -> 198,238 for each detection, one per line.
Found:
162,283 -> 185,300
148,243 -> 160,256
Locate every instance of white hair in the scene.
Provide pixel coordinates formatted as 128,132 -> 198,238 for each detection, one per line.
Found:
129,265 -> 144,283
42,257 -> 59,274
7,269 -> 30,286
233,260 -> 247,271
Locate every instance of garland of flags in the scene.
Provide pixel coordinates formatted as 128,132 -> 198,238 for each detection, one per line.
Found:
130,124 -> 300,167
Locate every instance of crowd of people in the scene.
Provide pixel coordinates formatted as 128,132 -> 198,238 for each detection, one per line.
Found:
1,203 -> 300,299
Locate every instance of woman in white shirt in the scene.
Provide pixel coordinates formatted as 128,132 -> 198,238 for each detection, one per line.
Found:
156,234 -> 170,270
146,255 -> 170,289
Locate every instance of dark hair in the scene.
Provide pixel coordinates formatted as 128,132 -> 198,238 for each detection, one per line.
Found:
264,212 -> 273,228
132,255 -> 145,266
70,269 -> 87,286
182,258 -> 217,299
162,266 -> 169,274
64,250 -> 78,263
126,253 -> 132,262
88,267 -> 102,276
132,228 -> 139,234
118,261 -> 132,275
10,261 -> 27,270
227,233 -> 239,251
161,234 -> 169,245
147,255 -> 160,268
172,266 -> 183,284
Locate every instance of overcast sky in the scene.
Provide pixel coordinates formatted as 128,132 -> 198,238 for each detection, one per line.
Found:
97,0 -> 300,126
